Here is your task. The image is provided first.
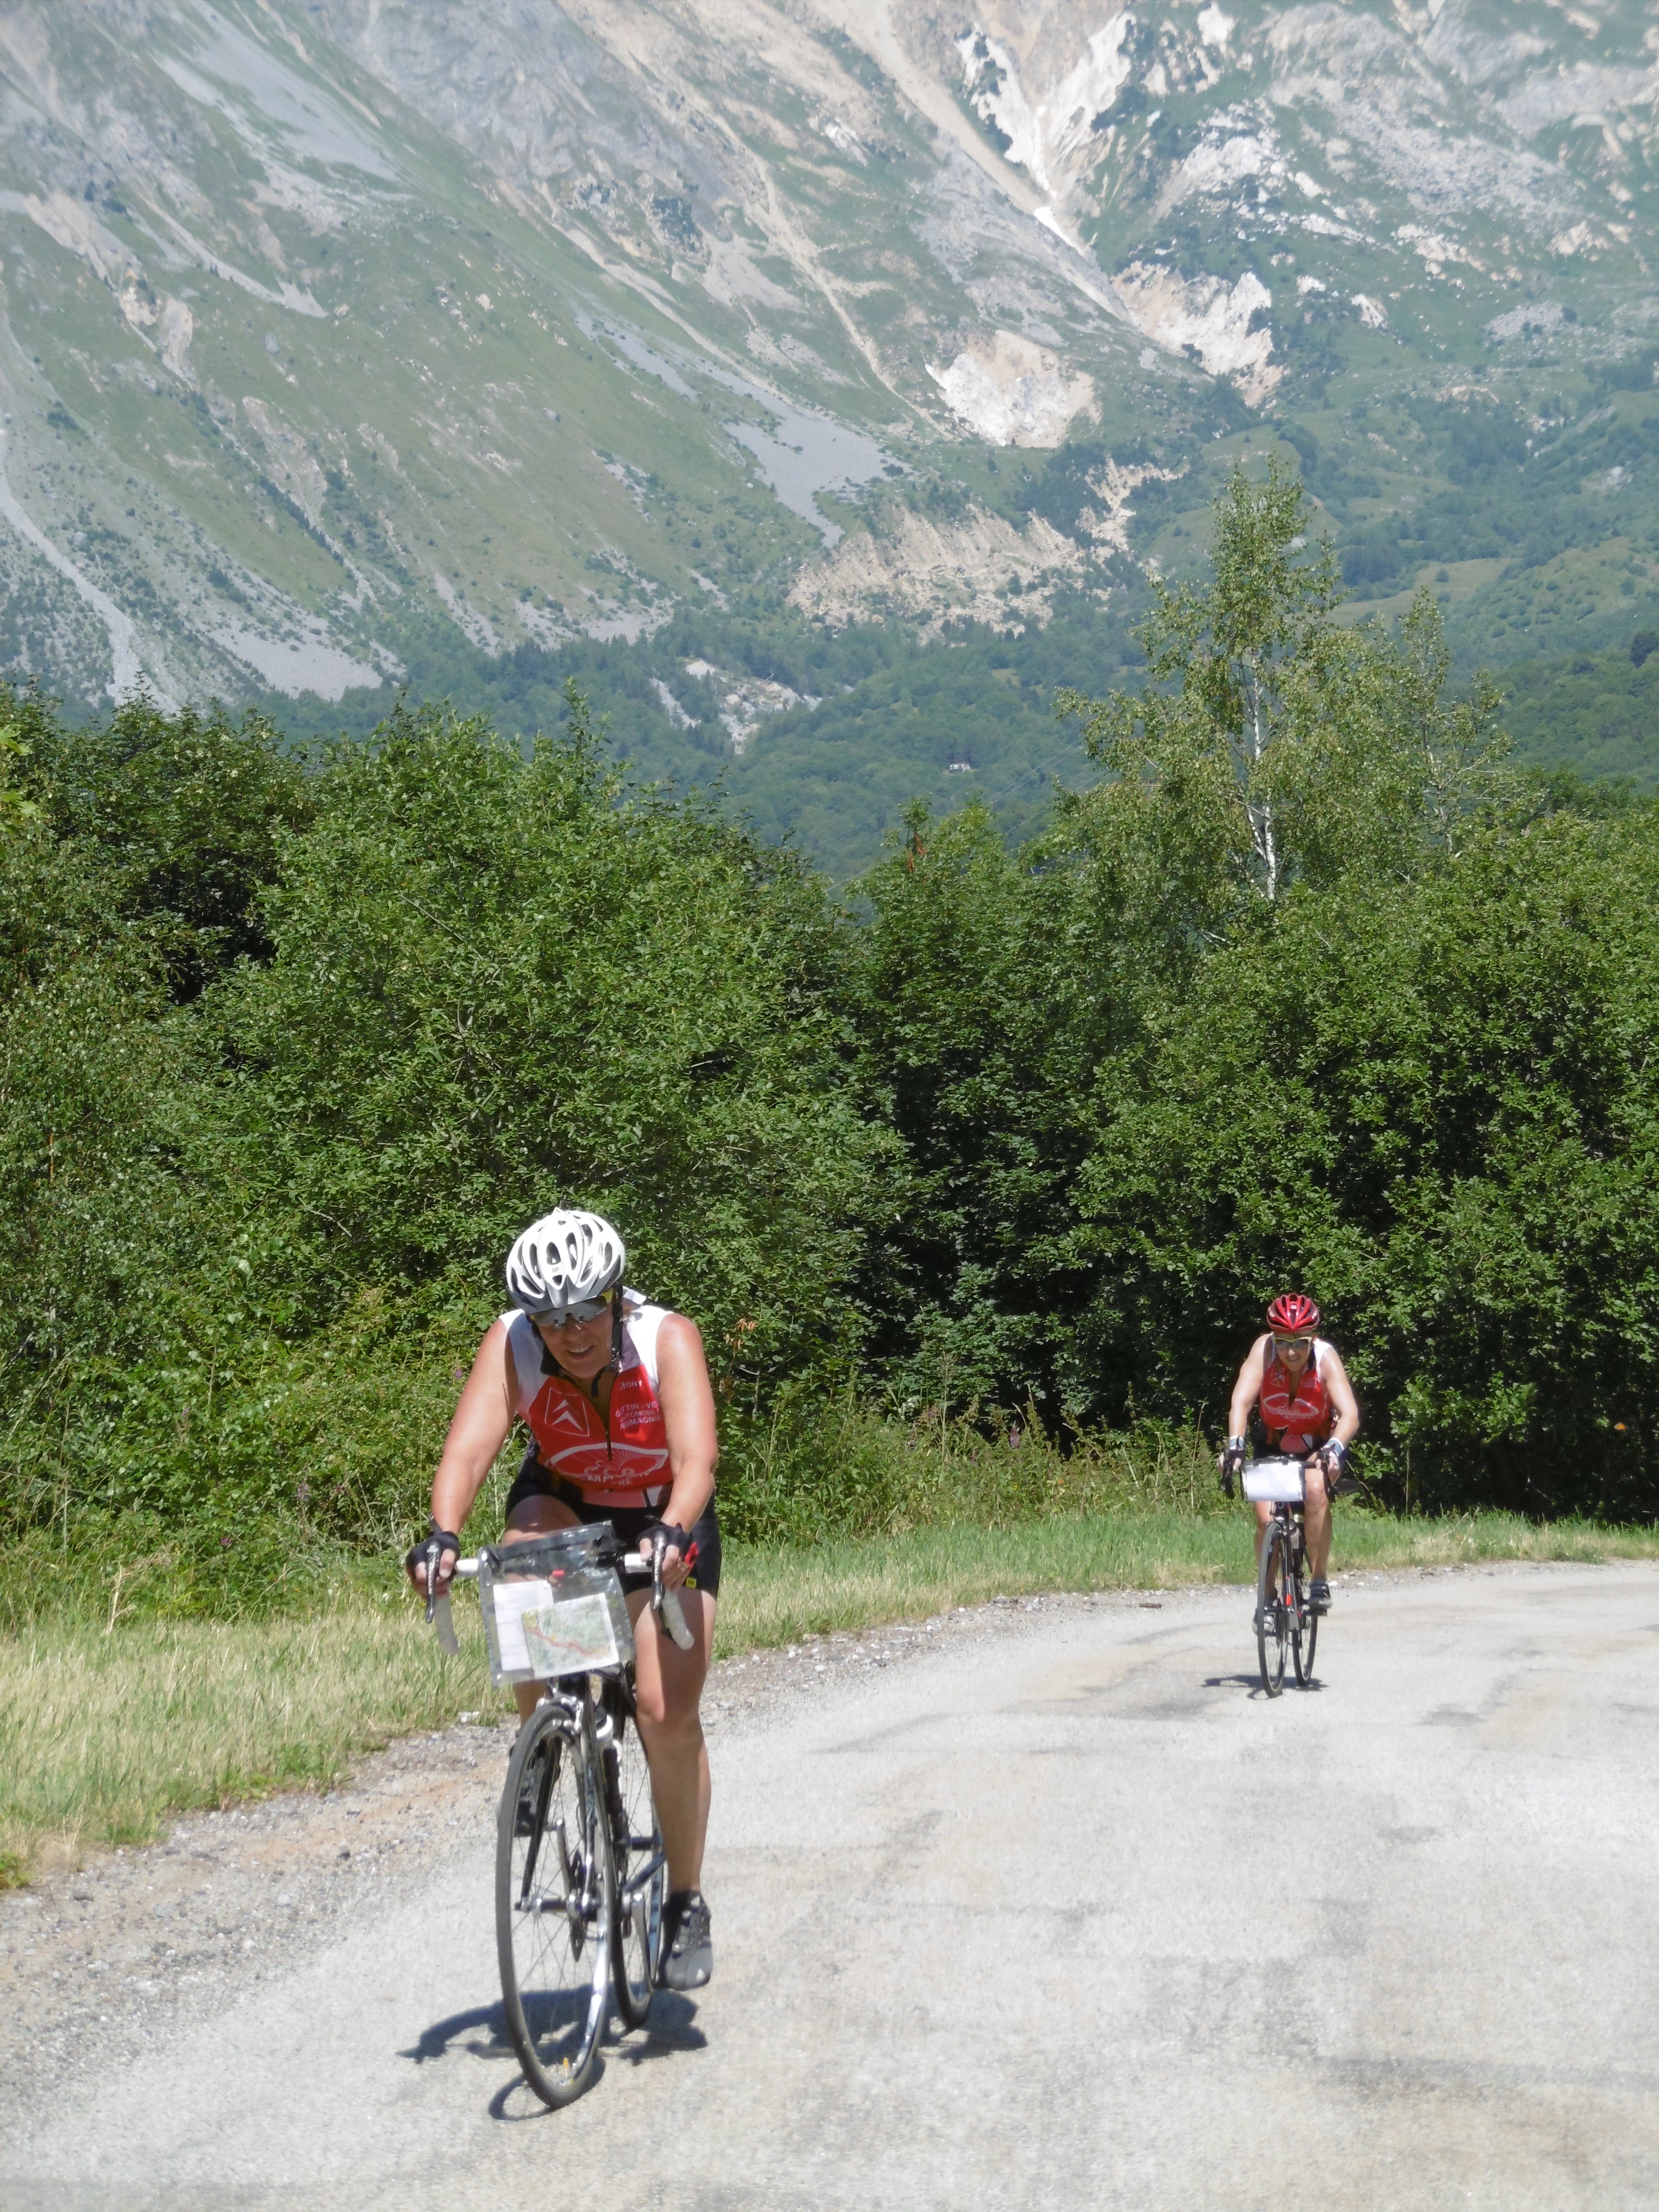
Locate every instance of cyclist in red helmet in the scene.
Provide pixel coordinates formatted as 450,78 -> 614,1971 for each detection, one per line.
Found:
1217,1293 -> 1359,1618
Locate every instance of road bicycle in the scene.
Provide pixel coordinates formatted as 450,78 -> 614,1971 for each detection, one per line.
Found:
1242,1457 -> 1319,1697
419,1523 -> 693,2107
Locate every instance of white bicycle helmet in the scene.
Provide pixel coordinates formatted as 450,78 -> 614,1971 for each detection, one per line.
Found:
505,1209 -> 626,1319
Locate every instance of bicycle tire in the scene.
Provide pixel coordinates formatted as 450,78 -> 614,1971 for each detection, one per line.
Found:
1296,1538 -> 1319,1687
1289,1528 -> 1315,1687
496,1698 -> 614,2108
605,1673 -> 665,2029
1256,1524 -> 1287,1697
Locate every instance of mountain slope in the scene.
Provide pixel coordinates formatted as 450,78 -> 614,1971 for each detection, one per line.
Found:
0,0 -> 1657,827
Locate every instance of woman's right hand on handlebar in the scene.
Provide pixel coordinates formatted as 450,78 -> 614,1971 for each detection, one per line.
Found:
404,1522 -> 461,1596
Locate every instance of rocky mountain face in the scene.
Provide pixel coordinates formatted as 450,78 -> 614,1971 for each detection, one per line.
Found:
0,0 -> 1656,719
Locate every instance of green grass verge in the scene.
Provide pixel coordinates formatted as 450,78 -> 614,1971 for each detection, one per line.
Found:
713,1505 -> 1659,1648
3,1507 -> 1654,1881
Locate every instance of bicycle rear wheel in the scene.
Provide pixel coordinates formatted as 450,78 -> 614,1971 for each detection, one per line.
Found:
496,1698 -> 613,2108
605,1673 -> 665,2030
1256,1525 -> 1288,1697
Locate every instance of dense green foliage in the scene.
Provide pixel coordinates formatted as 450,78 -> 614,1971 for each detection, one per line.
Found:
849,469 -> 1658,1525
248,590 -> 1139,882
1497,639 -> 1659,791
0,690 -> 886,1606
3,465 -> 1655,1614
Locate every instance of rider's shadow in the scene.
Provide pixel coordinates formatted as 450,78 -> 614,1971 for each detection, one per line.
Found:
613,1993 -> 706,2066
400,2001 -> 517,2066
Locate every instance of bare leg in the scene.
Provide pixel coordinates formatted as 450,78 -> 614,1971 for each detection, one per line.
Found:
1303,1467 -> 1332,1579
1253,1500 -> 1273,1583
626,1585 -> 715,1893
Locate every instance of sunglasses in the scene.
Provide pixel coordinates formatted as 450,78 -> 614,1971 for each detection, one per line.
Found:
531,1288 -> 618,1329
1273,1333 -> 1314,1355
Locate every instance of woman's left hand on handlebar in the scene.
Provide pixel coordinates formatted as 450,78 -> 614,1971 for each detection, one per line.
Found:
641,1520 -> 692,1590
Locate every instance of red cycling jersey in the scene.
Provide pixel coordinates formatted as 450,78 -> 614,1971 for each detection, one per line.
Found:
1258,1337 -> 1335,1457
503,1302 -> 673,1506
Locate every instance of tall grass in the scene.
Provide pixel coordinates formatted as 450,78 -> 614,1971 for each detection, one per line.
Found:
715,1392 -> 1225,1543
717,1506 -> 1659,1648
0,1596 -> 500,1883
0,1403 -> 1213,1631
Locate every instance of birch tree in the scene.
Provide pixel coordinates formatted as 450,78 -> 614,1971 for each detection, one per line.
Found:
1058,461 -> 1508,968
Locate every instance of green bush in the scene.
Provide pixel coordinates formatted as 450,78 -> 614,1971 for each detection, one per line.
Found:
0,696 -> 893,1603
1073,807 -> 1659,1516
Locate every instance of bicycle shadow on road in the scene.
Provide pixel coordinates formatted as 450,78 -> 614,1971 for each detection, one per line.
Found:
1202,1671 -> 1325,1698
400,1996 -> 708,2122
609,1992 -> 706,2066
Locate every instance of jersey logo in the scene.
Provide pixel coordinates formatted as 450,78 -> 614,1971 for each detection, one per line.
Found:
533,1389 -> 592,1435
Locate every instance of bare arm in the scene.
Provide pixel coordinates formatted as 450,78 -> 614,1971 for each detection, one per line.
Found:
1226,1336 -> 1269,1440
650,1313 -> 719,1589
1318,1345 -> 1361,1450
407,1319 -> 517,1592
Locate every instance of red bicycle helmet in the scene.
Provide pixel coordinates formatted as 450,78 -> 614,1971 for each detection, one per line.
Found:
1266,1292 -> 1320,1333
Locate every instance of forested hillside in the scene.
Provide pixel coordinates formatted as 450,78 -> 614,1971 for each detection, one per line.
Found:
4,470 -> 1655,1616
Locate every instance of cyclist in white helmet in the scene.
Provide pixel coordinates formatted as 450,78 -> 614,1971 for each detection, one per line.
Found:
407,1207 -> 720,1992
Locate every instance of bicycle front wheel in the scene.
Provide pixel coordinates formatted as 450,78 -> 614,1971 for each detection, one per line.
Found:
1295,1557 -> 1319,1688
606,1674 -> 665,2030
496,1698 -> 614,2108
1256,1525 -> 1288,1697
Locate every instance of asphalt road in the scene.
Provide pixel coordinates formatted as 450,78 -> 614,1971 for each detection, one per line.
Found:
4,1563 -> 1657,2211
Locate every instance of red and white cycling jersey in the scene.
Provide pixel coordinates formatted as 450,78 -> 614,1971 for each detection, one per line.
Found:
503,1300 -> 673,1505
1258,1336 -> 1336,1457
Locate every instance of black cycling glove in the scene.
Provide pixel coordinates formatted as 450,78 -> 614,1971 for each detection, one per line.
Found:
405,1520 -> 461,1583
1318,1438 -> 1351,1488
1219,1437 -> 1247,1498
640,1520 -> 691,1566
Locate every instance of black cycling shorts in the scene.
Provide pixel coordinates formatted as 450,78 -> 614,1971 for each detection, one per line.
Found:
503,1451 -> 722,1599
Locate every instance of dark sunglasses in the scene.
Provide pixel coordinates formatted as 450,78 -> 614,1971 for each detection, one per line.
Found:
1273,1332 -> 1314,1355
531,1288 -> 618,1329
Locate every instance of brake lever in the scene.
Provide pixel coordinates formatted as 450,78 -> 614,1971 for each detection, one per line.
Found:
652,1542 -> 695,1652
423,1536 -> 459,1655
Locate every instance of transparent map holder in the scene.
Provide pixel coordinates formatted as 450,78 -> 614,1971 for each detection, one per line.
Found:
1242,1457 -> 1308,1504
476,1525 -> 636,1687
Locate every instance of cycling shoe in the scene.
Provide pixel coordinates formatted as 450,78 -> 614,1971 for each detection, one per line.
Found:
658,1889 -> 713,1991
1310,1578 -> 1332,1614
